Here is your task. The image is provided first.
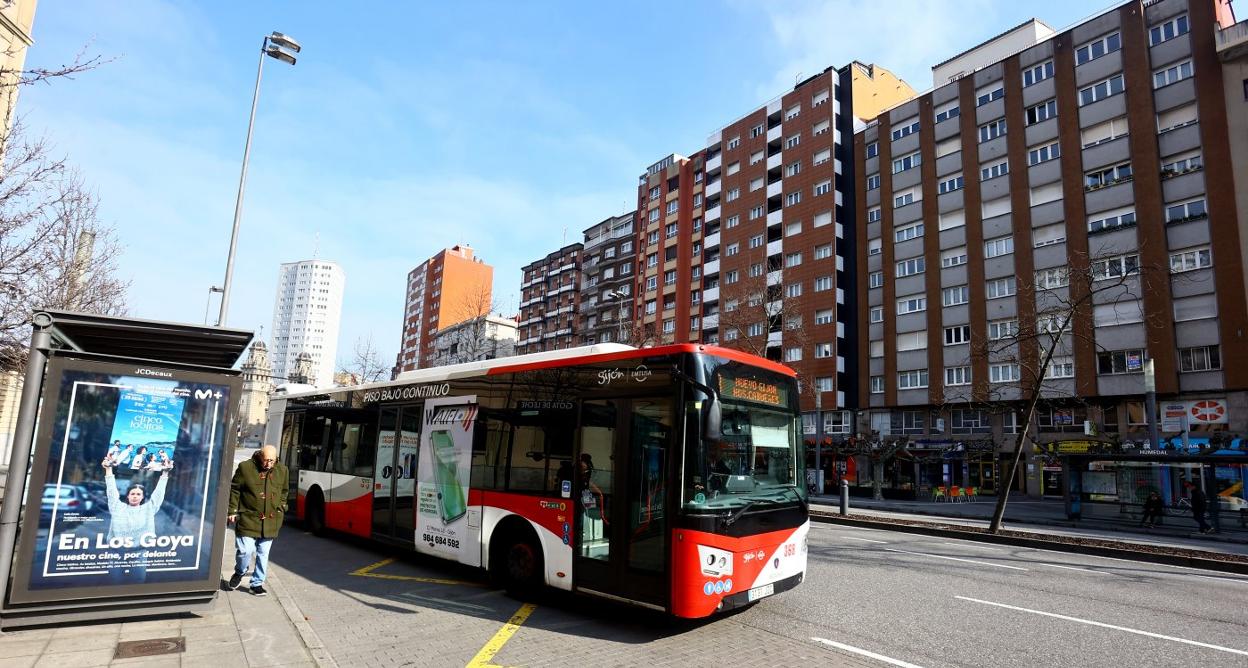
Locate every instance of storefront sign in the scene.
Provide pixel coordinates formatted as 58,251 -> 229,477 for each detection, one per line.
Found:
9,357 -> 237,604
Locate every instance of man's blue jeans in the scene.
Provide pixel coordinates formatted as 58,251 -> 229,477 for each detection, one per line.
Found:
234,535 -> 274,588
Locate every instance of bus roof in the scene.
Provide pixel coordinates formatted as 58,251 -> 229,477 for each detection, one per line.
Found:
278,342 -> 794,400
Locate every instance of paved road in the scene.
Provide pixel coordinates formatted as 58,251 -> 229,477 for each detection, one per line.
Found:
266,521 -> 1248,667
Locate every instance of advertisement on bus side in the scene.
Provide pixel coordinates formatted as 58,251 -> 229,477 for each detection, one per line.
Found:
9,356 -> 236,604
415,396 -> 477,565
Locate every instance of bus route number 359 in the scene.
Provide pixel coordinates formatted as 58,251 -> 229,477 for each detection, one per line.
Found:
423,534 -> 460,550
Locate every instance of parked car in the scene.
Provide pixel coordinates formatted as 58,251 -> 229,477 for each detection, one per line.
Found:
79,481 -> 112,511
39,484 -> 95,524
1217,495 -> 1248,512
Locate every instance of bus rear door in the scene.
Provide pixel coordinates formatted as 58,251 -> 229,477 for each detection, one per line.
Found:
573,396 -> 672,610
372,406 -> 421,544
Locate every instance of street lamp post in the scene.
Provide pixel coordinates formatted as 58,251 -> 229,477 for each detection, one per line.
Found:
606,289 -> 628,344
216,32 -> 301,328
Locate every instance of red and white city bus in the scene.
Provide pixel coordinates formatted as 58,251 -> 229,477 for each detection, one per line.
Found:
265,343 -> 808,618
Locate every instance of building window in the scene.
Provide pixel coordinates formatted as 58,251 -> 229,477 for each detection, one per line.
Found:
750,123 -> 764,138
750,205 -> 765,219
895,257 -> 925,277
866,141 -> 878,158
1097,349 -> 1145,375
727,136 -> 741,150
895,223 -> 923,242
814,148 -> 832,165
976,86 -> 1004,107
1046,356 -> 1075,379
784,347 -> 802,362
869,307 -> 883,323
870,376 -> 884,394
890,120 -> 920,140
725,242 -> 740,256
942,285 -> 969,306
786,105 -> 801,121
1088,208 -> 1136,234
814,276 -> 832,291
1161,152 -> 1202,177
892,152 -> 921,174
814,342 -> 833,358
786,134 -> 801,149
1028,141 -> 1061,166
1153,60 -> 1193,89
1149,14 -> 1189,46
897,295 -> 926,314
941,247 -> 968,268
1169,246 -> 1211,273
945,366 -> 971,386
1179,345 -> 1220,372
664,270 -> 677,285
869,271 -> 884,289
1086,162 -> 1133,190
935,103 -> 960,123
814,180 -> 832,196
814,243 -> 832,260
938,175 -> 964,194
785,251 -> 803,267
989,363 -> 1021,383
646,276 -> 658,291
1078,74 -> 1125,106
979,120 -> 1006,143
867,207 -> 882,223
984,236 -> 1014,258
666,200 -> 679,215
988,318 -> 1017,341
1076,32 -> 1121,65
725,187 -> 740,202
1090,253 -> 1140,280
986,277 -> 1016,299
816,309 -> 834,325
727,161 -> 741,175
1165,198 -> 1208,224
786,191 -> 803,206
748,263 -> 764,278
898,369 -> 929,390
726,214 -> 740,229
1025,99 -> 1057,126
786,283 -> 802,298
944,325 -> 971,345
787,161 -> 802,177
894,192 -> 915,208
981,159 -> 1009,180
746,322 -> 764,337
867,173 -> 881,190
1023,60 -> 1054,87
1036,267 -> 1069,289
812,120 -> 831,136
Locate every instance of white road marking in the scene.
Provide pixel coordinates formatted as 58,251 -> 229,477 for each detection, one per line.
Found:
938,541 -> 1003,552
1039,563 -> 1106,575
812,637 -> 926,668
842,536 -> 889,544
955,596 -> 1248,657
883,548 -> 1029,571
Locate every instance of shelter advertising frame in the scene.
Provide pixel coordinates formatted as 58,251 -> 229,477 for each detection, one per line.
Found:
6,354 -> 239,607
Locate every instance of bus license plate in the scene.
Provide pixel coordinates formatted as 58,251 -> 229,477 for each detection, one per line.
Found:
747,583 -> 774,602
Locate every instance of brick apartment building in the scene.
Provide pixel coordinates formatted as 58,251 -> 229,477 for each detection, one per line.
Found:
578,212 -> 638,345
394,244 -> 493,374
855,0 -> 1248,497
516,243 -> 584,354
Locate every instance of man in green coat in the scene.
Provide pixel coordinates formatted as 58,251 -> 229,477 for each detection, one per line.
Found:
227,445 -> 288,596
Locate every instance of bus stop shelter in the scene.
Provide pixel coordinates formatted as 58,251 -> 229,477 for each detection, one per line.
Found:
0,310 -> 251,627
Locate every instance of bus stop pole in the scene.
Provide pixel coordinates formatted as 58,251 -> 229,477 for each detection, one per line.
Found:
0,313 -> 53,612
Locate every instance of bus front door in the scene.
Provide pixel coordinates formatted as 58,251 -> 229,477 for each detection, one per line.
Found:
574,397 -> 671,610
373,406 -> 421,544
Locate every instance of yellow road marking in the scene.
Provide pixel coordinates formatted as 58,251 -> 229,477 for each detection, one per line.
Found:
349,557 -> 484,587
466,602 -> 537,668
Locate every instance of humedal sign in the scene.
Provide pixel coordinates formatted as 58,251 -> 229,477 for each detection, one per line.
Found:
415,396 -> 479,567
9,356 -> 236,604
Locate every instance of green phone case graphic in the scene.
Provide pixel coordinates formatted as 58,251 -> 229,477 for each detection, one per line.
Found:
431,430 -> 467,524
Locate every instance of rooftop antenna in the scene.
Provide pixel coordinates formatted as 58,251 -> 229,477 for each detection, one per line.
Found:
795,71 -> 802,86
312,231 -> 320,260
562,227 -> 567,245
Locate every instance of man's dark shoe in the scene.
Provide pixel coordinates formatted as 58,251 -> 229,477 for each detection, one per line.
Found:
228,573 -> 243,590
250,585 -> 268,596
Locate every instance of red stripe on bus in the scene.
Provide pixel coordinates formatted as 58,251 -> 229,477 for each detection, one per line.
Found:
669,525 -> 801,618
325,490 -> 373,538
484,344 -> 796,377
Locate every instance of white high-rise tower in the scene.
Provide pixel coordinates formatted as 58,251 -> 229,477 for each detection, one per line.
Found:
270,260 -> 345,388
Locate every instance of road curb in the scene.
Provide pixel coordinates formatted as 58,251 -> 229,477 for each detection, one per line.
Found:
810,512 -> 1248,575
267,569 -> 338,668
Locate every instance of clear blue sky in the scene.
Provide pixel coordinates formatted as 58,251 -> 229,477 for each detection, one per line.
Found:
21,0 -> 1105,371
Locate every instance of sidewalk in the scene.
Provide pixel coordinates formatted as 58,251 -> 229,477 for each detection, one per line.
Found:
0,531 -> 327,668
811,494 -> 1248,558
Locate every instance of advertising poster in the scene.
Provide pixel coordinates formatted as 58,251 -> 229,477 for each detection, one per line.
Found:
10,356 -> 237,604
415,396 -> 476,565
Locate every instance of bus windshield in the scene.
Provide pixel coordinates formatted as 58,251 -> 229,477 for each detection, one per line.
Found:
685,361 -> 805,511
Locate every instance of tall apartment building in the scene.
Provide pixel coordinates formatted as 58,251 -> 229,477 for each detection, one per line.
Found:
855,0 -> 1247,497
394,245 -> 494,374
631,64 -> 913,420
578,212 -> 638,345
270,260 -> 345,388
516,244 -> 583,354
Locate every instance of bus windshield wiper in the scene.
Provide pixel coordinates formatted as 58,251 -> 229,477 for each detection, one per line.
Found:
723,497 -> 776,526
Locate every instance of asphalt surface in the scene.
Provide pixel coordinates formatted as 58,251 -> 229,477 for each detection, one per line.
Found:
265,520 -> 1248,667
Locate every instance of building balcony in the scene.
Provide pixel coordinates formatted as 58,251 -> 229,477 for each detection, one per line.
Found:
767,125 -> 782,142
767,210 -> 782,227
706,179 -> 721,198
703,286 -> 719,303
766,239 -> 782,257
705,204 -> 721,223
767,180 -> 783,198
1217,20 -> 1248,61
703,258 -> 720,276
703,313 -> 718,329
704,231 -> 721,249
705,153 -> 722,173
767,270 -> 783,286
767,152 -> 782,170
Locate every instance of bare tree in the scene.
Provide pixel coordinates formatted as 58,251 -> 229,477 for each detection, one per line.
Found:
715,250 -> 810,361
341,335 -> 387,384
435,280 -> 515,364
936,239 -> 1175,533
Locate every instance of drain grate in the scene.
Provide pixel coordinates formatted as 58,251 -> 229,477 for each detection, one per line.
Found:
114,636 -> 186,659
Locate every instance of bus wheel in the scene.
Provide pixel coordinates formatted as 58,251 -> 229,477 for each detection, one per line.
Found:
306,489 -> 326,537
496,535 -> 543,598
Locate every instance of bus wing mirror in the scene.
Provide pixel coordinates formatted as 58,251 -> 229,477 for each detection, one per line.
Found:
705,396 -> 722,441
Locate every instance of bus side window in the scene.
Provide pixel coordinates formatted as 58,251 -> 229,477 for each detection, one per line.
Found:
281,413 -> 302,469
507,424 -> 548,494
470,417 -> 508,491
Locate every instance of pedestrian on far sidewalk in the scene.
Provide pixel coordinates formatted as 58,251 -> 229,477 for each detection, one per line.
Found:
1183,481 -> 1213,534
1139,491 -> 1163,528
227,445 -> 288,596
